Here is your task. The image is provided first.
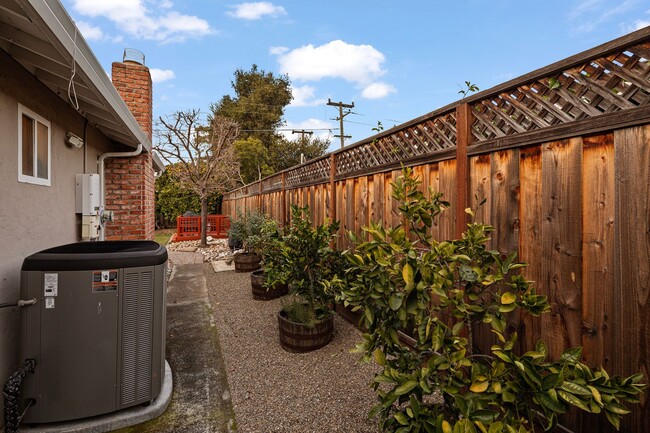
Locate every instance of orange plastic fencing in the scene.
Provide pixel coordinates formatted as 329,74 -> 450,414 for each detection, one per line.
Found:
172,215 -> 230,242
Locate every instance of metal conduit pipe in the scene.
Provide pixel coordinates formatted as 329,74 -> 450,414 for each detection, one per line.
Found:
97,143 -> 143,241
3,359 -> 36,433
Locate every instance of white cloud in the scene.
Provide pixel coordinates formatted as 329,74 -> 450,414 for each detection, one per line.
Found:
361,82 -> 396,100
568,0 -> 637,32
274,40 -> 387,86
269,46 -> 288,55
71,0 -> 214,42
280,119 -> 334,142
227,2 -> 286,20
150,68 -> 175,83
634,19 -> 650,30
76,21 -> 105,41
290,85 -> 326,107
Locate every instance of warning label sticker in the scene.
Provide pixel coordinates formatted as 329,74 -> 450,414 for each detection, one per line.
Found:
44,273 -> 58,297
92,270 -> 118,293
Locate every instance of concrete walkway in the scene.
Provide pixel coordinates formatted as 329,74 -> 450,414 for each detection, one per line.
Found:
114,251 -> 235,433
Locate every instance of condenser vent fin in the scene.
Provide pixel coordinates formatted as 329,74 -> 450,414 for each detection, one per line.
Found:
121,270 -> 154,406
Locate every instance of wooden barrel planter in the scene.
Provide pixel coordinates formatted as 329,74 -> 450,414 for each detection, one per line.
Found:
277,310 -> 334,353
251,270 -> 288,300
233,252 -> 261,272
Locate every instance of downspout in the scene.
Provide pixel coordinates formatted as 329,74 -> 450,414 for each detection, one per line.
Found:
97,143 -> 143,241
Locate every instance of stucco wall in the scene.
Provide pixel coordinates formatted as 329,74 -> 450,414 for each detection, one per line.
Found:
0,50 -> 116,412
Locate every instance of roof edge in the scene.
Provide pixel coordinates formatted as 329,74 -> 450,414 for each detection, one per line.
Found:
16,0 -> 152,152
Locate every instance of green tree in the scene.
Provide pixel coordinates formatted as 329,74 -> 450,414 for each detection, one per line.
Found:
211,64 -> 292,147
154,163 -> 221,228
269,135 -> 330,171
233,137 -> 273,184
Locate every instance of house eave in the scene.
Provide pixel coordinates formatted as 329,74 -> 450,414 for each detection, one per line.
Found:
1,0 -> 151,152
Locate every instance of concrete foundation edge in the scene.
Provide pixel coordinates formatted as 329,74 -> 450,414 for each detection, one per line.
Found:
20,360 -> 173,433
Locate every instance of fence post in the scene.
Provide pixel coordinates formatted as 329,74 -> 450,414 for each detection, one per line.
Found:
329,154 -> 337,223
281,172 -> 286,227
455,103 -> 473,238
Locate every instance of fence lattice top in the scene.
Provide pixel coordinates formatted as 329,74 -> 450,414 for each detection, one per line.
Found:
471,44 -> 650,142
226,30 -> 650,198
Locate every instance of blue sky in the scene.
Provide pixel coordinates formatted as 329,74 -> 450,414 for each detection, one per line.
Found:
61,0 -> 650,152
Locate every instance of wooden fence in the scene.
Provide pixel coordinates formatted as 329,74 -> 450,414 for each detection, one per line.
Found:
222,28 -> 650,432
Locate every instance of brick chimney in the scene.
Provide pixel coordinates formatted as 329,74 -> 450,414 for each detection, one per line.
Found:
104,49 -> 155,240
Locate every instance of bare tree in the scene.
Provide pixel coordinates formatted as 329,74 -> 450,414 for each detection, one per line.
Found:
156,109 -> 239,247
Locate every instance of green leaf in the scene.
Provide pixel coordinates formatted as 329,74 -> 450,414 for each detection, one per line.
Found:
453,419 -> 477,433
605,402 -> 631,415
501,292 -> 517,305
557,389 -> 590,412
541,373 -> 560,390
364,308 -> 374,325
389,293 -> 404,310
560,347 -> 583,363
470,410 -> 498,424
403,263 -> 415,286
394,380 -> 418,396
605,409 -> 621,430
394,412 -> 409,425
561,381 -> 592,396
538,392 -> 568,413
549,77 -> 561,90
470,381 -> 489,393
374,348 -> 386,367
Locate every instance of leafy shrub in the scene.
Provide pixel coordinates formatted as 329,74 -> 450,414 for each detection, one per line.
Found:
227,209 -> 267,253
327,167 -> 644,433
271,205 -> 341,323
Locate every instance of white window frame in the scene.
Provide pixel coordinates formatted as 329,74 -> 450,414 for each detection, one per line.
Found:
18,104 -> 51,186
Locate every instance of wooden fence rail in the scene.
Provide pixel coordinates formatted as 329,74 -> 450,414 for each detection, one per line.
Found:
222,28 -> 650,433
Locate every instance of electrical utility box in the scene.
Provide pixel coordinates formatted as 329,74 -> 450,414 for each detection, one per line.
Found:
19,241 -> 168,424
75,174 -> 101,240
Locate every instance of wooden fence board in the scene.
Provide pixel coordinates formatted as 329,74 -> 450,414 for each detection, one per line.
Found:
541,138 -> 583,360
438,160 -> 456,241
428,163 -> 441,241
391,169 -> 402,229
581,134 -> 616,369
346,179 -> 356,240
581,133 -> 617,433
469,155 -> 491,224
384,172 -> 395,228
356,176 -> 369,236
614,125 -> 650,433
371,173 -> 384,225
337,180 -> 347,249
519,145 -> 543,352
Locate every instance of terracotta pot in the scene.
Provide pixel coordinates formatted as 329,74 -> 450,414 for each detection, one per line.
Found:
233,252 -> 261,272
277,310 -> 334,353
251,270 -> 288,300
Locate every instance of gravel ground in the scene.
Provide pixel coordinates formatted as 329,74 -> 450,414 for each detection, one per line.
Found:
205,266 -> 380,433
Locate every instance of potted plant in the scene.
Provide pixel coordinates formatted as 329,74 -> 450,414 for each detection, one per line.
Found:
326,167 -> 644,432
228,209 -> 265,272
270,205 -> 341,353
248,218 -> 289,300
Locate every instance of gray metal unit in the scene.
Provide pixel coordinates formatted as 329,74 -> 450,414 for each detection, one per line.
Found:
19,241 -> 167,424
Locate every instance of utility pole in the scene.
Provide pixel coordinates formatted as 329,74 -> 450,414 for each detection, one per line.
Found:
291,129 -> 314,140
327,98 -> 354,148
292,130 -> 314,164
